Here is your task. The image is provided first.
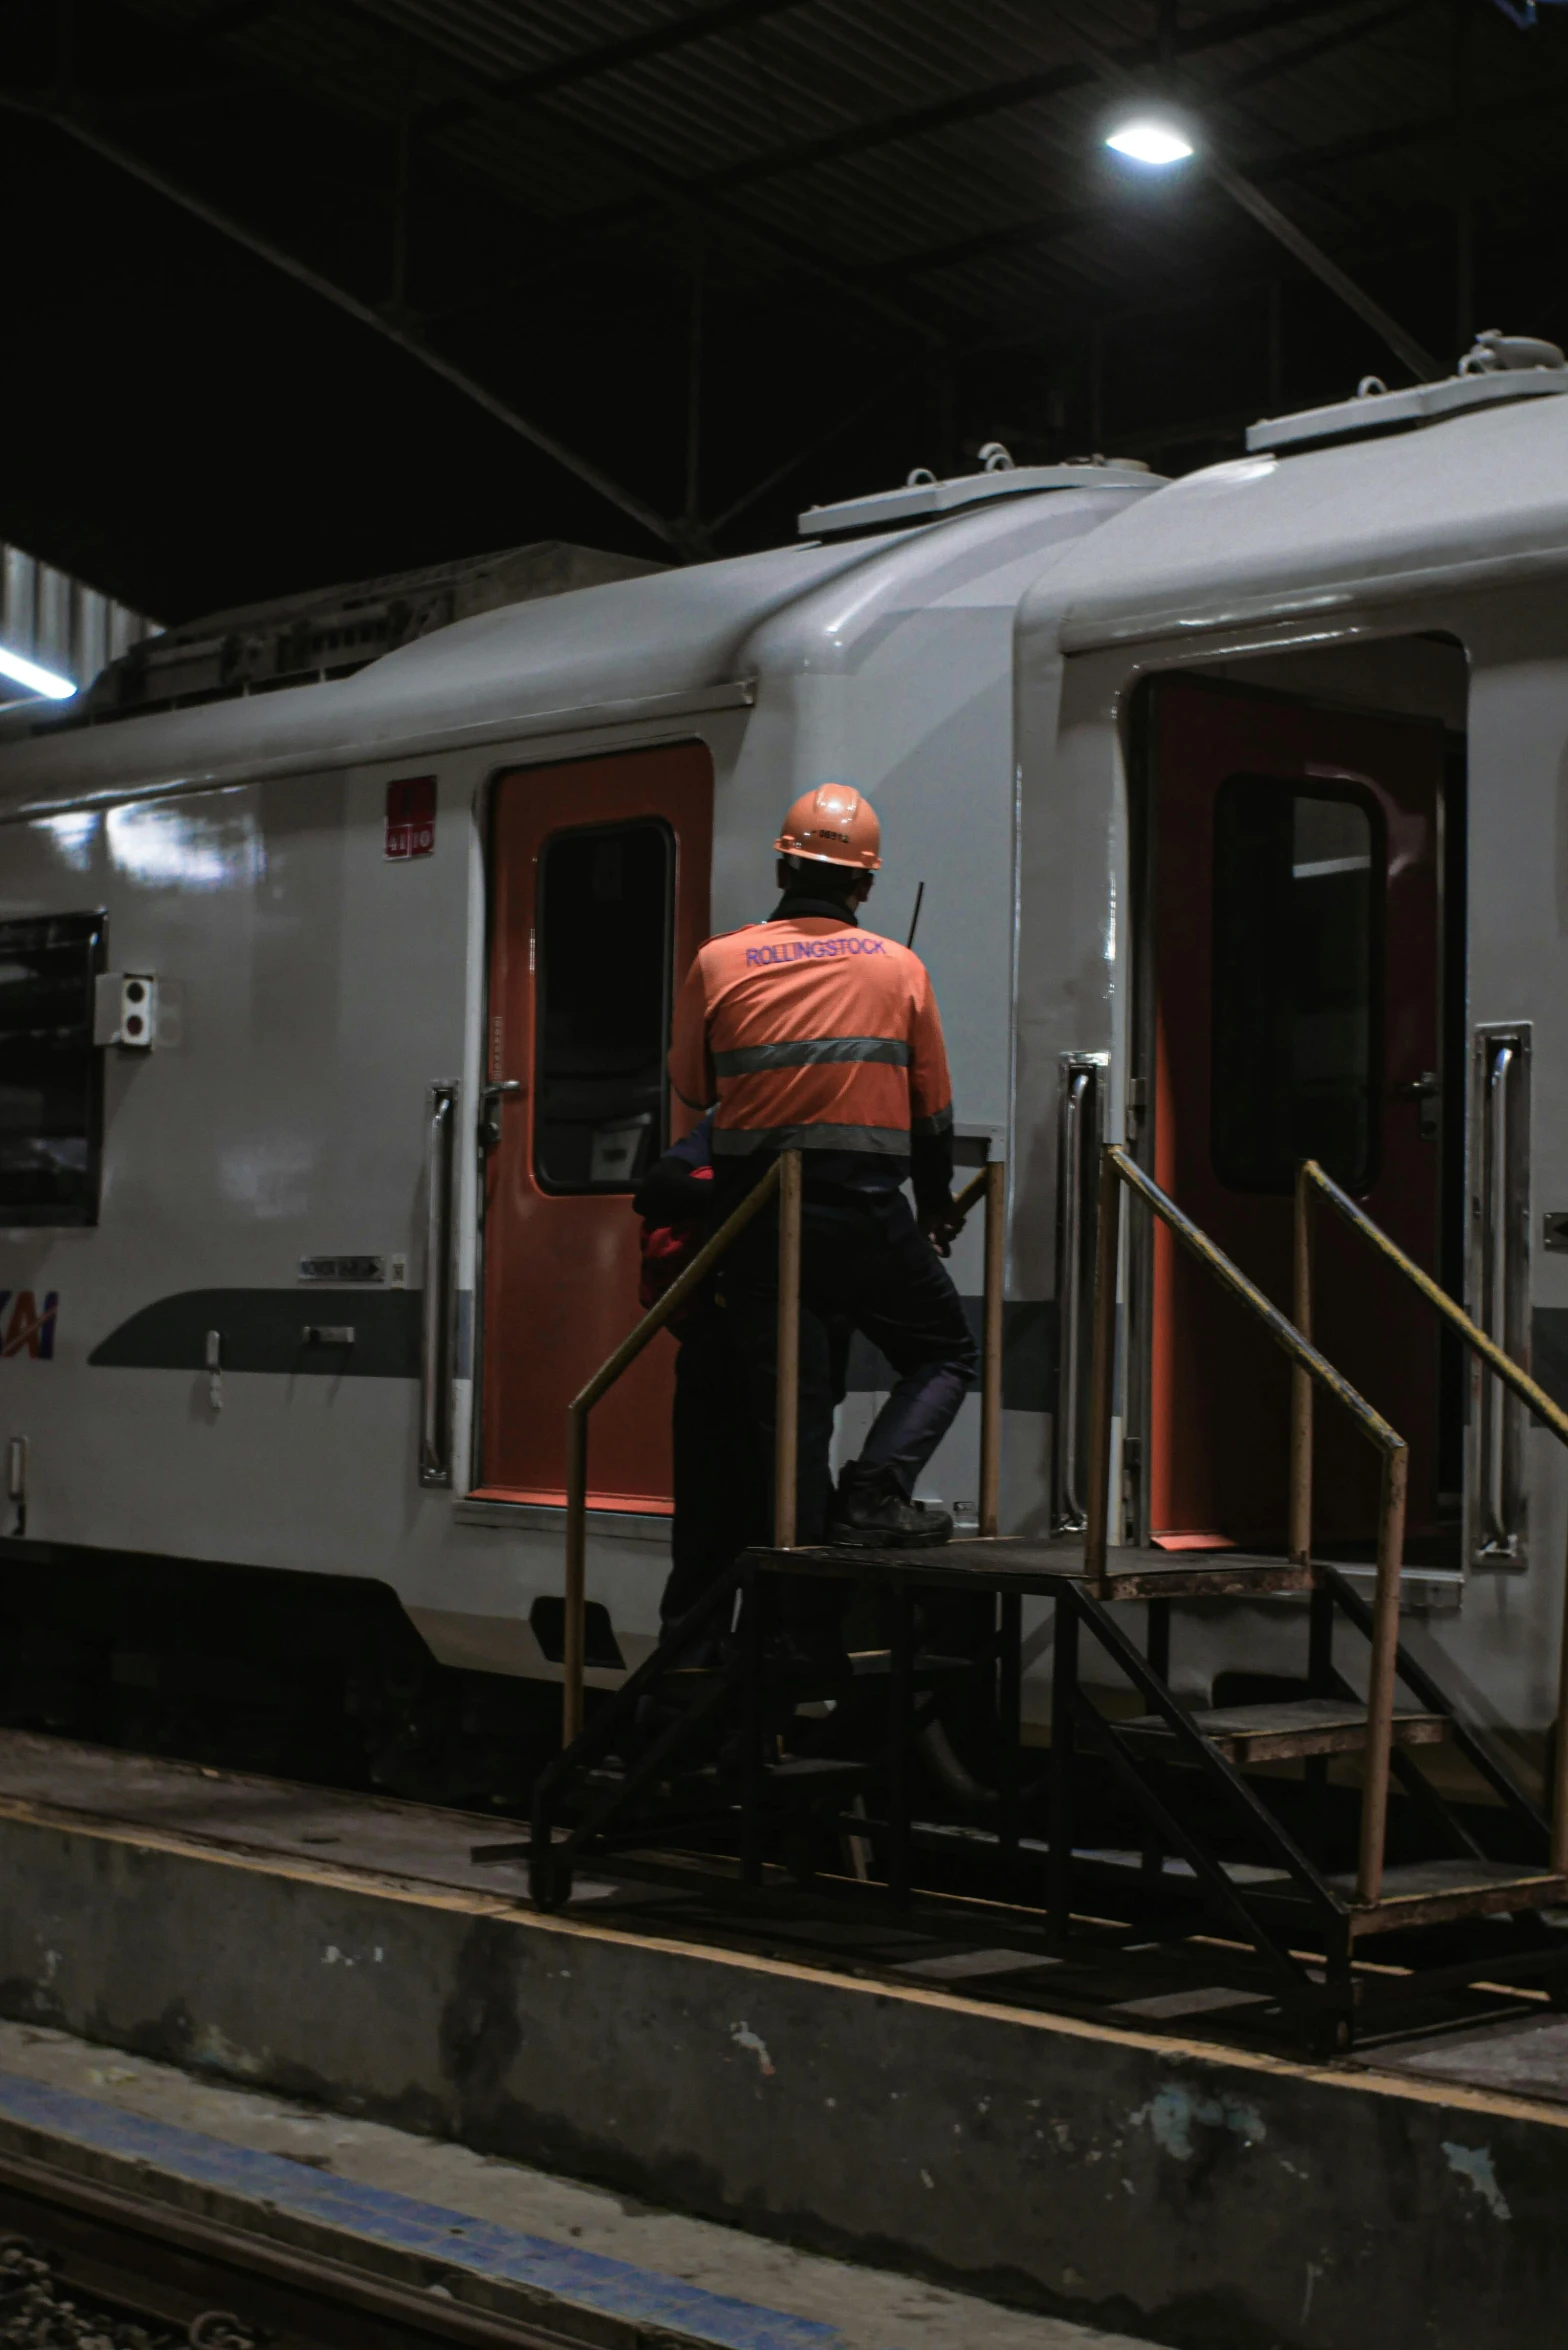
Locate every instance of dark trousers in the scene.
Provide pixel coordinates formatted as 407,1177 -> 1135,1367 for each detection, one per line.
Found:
722,1188 -> 977,1546
661,1312 -> 762,1634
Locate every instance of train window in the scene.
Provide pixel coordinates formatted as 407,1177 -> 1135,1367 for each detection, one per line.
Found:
533,820 -> 673,1192
1211,780 -> 1382,1194
0,911 -> 106,1227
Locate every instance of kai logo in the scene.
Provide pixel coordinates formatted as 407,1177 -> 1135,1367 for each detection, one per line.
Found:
0,1292 -> 58,1360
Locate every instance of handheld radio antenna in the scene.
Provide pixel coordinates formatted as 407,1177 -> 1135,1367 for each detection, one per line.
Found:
906,882 -> 925,950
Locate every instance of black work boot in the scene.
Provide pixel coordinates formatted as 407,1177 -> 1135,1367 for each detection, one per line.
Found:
827,1461 -> 954,1548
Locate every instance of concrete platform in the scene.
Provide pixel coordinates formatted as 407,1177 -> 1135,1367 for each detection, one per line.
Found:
0,2022 -> 1120,2350
1,1730 -> 1567,2350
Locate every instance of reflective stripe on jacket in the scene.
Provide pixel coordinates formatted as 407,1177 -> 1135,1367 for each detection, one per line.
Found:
668,917 -> 953,1156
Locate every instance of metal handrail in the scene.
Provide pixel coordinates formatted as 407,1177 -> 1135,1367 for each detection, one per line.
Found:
1086,1144 -> 1410,1904
952,1159 -> 1007,1539
561,1152 -> 791,1747
559,1150 -> 1008,1749
418,1082 -> 458,1487
1294,1157 -> 1568,1876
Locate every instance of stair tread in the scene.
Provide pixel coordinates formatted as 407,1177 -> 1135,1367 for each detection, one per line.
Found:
1123,1697 -> 1444,1734
1333,1857 -> 1564,1901
744,1537 -> 1312,1599
1117,1696 -> 1449,1762
1249,1855 -> 1568,1932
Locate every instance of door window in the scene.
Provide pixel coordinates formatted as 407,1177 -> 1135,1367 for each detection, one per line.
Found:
533,820 -> 673,1192
0,911 -> 105,1225
1211,780 -> 1382,1194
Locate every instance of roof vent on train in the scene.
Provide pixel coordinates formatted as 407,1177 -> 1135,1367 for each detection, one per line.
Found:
798,444 -> 1157,539
36,540 -> 664,731
1247,330 -> 1568,456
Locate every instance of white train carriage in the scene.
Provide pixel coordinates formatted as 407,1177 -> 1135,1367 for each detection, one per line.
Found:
0,459 -> 1155,1772
5,334 -> 1568,1785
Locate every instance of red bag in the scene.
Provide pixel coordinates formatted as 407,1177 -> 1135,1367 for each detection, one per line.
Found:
638,1166 -> 714,1323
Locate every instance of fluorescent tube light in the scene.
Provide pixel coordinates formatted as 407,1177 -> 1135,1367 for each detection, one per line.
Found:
1105,120 -> 1195,166
0,646 -> 76,700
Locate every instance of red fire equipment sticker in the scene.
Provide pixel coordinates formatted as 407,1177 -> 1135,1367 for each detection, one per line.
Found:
385,777 -> 436,860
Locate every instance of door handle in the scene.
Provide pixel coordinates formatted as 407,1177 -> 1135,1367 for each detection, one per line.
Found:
1391,1070 -> 1439,1141
479,1079 -> 522,1149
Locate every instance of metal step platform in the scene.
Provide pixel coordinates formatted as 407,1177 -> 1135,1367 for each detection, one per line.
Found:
1115,1696 -> 1450,1764
525,1542 -> 1568,2055
769,1534 -> 1315,1602
529,1145 -> 1568,2060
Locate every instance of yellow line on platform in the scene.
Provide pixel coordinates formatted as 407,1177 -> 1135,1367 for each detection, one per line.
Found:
3,1789 -> 1564,2134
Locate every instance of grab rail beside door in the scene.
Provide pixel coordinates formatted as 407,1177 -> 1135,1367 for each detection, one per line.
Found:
1054,1055 -> 1105,1532
1473,1026 -> 1532,1563
419,1081 -> 459,1488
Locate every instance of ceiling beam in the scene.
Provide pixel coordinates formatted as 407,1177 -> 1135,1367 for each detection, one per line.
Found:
203,0 -> 950,348
876,55 -> 1568,297
0,97 -> 700,556
410,0 -> 1384,344
565,0 -> 1393,224
1047,12 -> 1441,380
183,0 -> 291,49
416,0 -> 817,134
705,374 -> 912,534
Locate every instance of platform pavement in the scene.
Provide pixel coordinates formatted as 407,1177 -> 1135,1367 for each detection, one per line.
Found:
0,2020 -> 1140,2350
5,1730 -> 1568,2348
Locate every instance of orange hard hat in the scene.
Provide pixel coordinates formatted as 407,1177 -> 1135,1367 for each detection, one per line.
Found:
774,783 -> 881,871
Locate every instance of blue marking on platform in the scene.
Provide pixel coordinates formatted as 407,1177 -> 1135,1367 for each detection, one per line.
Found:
0,2071 -> 853,2350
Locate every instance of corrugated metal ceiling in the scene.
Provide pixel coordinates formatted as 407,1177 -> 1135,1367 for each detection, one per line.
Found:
14,0 -> 1568,598
115,0 -> 1514,340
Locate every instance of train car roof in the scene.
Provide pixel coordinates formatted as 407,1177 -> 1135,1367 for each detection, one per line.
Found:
0,476 -> 1152,814
1019,383 -> 1568,657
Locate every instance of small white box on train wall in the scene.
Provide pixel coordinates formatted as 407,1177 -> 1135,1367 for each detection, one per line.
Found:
93,972 -> 158,1049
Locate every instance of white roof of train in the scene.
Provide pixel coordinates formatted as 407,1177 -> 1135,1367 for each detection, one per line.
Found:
1020,379 -> 1568,655
8,380 -> 1562,817
0,477 -> 1151,814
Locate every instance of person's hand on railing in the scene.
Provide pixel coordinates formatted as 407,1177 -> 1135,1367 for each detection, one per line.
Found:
921,1197 -> 964,1257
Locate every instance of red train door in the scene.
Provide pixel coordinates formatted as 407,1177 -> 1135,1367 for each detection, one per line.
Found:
1147,674 -> 1445,1550
478,742 -> 713,1509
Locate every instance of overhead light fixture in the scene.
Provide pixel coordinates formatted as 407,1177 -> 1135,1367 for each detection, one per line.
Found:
0,646 -> 76,701
1105,119 -> 1195,167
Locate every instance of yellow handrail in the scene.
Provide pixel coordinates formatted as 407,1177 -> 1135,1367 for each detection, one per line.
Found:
1295,1158 -> 1568,1875
562,1154 -> 793,1746
559,1150 -> 1008,1748
1086,1144 -> 1410,1904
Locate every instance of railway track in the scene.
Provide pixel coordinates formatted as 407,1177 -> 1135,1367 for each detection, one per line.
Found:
0,2148 -> 605,2350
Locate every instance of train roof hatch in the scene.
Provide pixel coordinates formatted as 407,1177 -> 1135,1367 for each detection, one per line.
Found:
1248,331 -> 1568,456
799,446 -> 1156,538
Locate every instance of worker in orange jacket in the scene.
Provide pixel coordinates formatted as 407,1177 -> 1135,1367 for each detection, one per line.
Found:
669,782 -> 976,1556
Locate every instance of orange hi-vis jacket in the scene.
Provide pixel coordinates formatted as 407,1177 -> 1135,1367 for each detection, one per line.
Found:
669,915 -> 954,1158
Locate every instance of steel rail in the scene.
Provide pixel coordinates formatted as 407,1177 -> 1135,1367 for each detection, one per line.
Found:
1086,1144 -> 1410,1905
1295,1157 -> 1568,1873
0,2146 -> 590,2349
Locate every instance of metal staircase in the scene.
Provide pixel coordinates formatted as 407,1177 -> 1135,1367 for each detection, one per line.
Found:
518,1146 -> 1568,2054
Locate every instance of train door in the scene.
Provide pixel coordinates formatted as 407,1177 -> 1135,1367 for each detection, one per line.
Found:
1144,673 -> 1449,1552
477,742 -> 713,1508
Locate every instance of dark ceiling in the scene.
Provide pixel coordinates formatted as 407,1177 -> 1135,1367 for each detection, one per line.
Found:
4,0 -> 1564,621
